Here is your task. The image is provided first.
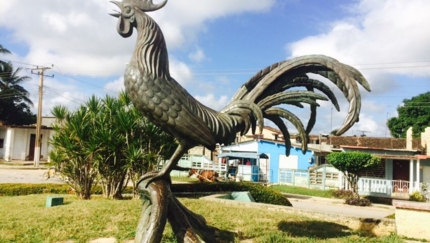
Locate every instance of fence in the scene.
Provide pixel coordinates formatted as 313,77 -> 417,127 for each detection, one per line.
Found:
168,154 -> 227,177
277,164 -> 340,190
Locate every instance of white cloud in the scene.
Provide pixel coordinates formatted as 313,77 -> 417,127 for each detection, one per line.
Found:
195,94 -> 229,111
288,0 -> 430,79
285,0 -> 430,138
189,46 -> 206,63
169,58 -> 194,87
104,77 -> 124,94
0,0 -> 275,78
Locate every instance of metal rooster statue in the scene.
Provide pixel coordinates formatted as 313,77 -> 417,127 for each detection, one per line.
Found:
111,0 -> 370,242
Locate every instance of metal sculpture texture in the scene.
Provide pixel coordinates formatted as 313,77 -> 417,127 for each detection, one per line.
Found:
111,0 -> 370,242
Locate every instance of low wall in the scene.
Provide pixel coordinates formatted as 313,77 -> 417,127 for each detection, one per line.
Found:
393,200 -> 430,241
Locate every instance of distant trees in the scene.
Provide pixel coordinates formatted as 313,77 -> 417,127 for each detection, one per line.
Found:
49,92 -> 176,199
0,44 -> 36,125
387,92 -> 430,138
326,151 -> 380,198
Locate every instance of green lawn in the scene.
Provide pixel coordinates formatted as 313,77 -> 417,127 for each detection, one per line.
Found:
0,194 -> 404,243
270,185 -> 335,198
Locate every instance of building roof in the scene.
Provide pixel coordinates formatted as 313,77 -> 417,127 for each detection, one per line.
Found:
340,145 -> 418,153
340,145 -> 429,160
217,152 -> 268,159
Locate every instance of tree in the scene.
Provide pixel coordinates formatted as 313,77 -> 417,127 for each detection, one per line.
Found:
50,105 -> 99,200
49,92 -> 176,199
326,151 -> 380,198
0,44 -> 10,54
0,45 -> 36,125
387,92 -> 430,138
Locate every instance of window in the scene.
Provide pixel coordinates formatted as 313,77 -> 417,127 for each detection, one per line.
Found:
0,139 -> 4,148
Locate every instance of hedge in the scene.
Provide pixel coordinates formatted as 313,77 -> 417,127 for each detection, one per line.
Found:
0,182 -> 291,206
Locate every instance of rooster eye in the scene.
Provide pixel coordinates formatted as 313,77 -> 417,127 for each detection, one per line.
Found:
123,6 -> 134,17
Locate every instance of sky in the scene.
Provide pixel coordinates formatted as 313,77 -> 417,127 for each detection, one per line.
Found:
0,0 -> 430,138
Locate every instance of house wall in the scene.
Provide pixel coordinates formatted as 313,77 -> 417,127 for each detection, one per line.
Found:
10,128 -> 52,161
420,159 -> 430,183
258,140 -> 313,183
385,159 -> 393,180
11,129 -> 29,160
0,129 -> 6,158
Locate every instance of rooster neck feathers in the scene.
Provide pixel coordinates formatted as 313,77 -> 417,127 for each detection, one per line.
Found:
132,11 -> 170,80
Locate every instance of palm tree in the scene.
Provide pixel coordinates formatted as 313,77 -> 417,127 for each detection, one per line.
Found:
0,61 -> 35,125
0,44 -> 11,54
0,44 -> 11,73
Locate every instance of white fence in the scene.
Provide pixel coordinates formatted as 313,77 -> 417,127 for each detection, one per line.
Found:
278,164 -> 341,190
277,165 -> 421,198
168,154 -> 227,177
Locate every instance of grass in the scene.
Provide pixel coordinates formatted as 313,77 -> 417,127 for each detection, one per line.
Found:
271,185 -> 335,198
0,194 -> 404,243
170,176 -> 199,183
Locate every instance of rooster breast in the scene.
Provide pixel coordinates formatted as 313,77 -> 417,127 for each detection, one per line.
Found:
124,65 -> 217,149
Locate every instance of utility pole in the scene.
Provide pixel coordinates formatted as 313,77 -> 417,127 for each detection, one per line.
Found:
31,66 -> 53,167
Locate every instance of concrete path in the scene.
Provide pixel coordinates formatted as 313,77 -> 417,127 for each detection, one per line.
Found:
286,194 -> 394,219
0,167 -> 66,184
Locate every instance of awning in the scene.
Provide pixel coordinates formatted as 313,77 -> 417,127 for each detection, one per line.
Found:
217,152 -> 268,159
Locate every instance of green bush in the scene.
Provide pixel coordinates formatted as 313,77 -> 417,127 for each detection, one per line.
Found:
409,191 -> 426,202
0,182 -> 291,206
0,184 -> 70,196
345,197 -> 372,206
331,189 -> 354,199
171,182 -> 292,206
0,184 -> 134,197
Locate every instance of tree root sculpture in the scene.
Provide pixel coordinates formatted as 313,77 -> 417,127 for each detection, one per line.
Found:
135,176 -> 217,243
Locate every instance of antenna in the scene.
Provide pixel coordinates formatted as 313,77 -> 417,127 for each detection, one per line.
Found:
357,130 -> 370,137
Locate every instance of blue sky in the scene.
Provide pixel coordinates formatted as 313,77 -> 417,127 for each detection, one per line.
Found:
1,0 -> 429,137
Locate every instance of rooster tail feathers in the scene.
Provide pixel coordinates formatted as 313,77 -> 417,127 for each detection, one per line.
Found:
265,107 -> 308,154
222,54 -> 369,155
221,101 -> 264,136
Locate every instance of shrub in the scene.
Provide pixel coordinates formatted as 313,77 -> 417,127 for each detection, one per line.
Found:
0,184 -> 70,196
409,191 -> 426,202
0,182 -> 290,206
171,182 -> 292,206
331,189 -> 354,199
345,197 -> 372,206
0,184 -> 135,197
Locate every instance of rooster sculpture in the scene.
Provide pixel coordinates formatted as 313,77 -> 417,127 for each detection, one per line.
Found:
111,0 -> 370,242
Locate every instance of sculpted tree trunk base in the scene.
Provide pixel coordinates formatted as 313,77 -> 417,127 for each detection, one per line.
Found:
135,176 -> 217,243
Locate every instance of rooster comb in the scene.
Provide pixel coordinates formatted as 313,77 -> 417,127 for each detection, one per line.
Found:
134,0 -> 167,12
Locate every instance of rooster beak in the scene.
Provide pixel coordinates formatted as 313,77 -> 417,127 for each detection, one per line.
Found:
110,12 -> 121,18
110,1 -> 121,18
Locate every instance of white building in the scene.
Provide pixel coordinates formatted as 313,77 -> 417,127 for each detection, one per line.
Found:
0,117 -> 56,162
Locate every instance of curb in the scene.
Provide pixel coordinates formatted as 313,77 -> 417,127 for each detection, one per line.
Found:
0,165 -> 48,170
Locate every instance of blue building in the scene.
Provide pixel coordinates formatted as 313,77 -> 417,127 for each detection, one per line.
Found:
219,139 -> 315,183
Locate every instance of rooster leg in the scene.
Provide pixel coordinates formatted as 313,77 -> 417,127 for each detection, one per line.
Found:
138,143 -> 190,188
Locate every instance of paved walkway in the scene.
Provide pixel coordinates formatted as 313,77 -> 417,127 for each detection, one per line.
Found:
284,193 -> 394,219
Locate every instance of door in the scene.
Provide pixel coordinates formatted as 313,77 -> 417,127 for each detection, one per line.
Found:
392,160 -> 410,193
27,134 -> 42,161
393,160 -> 409,181
28,134 -> 35,160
